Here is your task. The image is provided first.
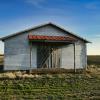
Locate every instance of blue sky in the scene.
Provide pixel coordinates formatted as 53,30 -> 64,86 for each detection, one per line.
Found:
0,0 -> 100,55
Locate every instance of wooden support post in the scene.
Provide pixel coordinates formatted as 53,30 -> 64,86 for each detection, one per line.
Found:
29,42 -> 32,73
84,45 -> 87,75
73,43 -> 76,73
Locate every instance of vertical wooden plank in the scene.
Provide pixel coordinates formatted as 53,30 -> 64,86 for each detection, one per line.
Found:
54,48 -> 56,68
56,48 -> 58,68
53,48 -> 54,68
50,47 -> 52,68
52,48 -> 54,68
55,49 -> 56,68
73,43 -> 76,73
58,48 -> 61,68
55,49 -> 57,68
29,42 -> 32,73
52,48 -> 55,68
48,47 -> 50,68
47,46 -> 49,68
51,48 -> 53,68
58,48 -> 60,68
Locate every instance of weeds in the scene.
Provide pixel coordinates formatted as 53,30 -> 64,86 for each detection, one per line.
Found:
0,73 -> 99,100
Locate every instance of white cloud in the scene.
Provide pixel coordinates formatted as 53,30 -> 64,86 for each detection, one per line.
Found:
25,0 -> 45,8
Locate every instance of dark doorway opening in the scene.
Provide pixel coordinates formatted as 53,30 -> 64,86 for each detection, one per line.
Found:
37,44 -> 61,68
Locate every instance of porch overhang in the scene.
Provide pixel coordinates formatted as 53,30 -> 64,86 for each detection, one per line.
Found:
28,35 -> 77,44
28,35 -> 77,73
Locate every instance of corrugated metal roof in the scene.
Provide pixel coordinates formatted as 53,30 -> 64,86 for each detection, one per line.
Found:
0,22 -> 90,43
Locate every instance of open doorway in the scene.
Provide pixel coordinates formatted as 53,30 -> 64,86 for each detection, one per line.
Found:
37,44 -> 61,68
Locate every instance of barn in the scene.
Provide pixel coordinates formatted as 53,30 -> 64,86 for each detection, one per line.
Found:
0,22 -> 90,71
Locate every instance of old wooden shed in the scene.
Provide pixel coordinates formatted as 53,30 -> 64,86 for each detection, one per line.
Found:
0,22 -> 90,71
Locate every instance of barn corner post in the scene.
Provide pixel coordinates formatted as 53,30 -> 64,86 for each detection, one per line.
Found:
84,44 -> 87,75
29,41 -> 32,74
73,43 -> 76,74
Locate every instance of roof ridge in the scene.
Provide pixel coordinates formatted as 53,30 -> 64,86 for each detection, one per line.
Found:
0,22 -> 90,43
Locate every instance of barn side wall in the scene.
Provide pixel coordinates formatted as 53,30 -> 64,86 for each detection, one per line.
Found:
4,25 -> 68,70
4,33 -> 37,70
61,41 -> 87,69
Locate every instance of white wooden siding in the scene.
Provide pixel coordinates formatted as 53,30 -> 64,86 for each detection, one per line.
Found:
4,24 -> 87,70
61,41 -> 87,69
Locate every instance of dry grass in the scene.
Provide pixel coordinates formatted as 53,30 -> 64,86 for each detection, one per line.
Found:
0,66 -> 98,79
0,54 -> 3,65
0,71 -> 99,100
31,68 -> 83,74
86,65 -> 100,79
0,65 -> 99,99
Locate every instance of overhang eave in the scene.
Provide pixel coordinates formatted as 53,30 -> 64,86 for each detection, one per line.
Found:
29,39 -> 76,44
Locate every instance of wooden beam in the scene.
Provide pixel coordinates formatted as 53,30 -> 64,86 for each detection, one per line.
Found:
29,42 -> 32,73
73,43 -> 76,73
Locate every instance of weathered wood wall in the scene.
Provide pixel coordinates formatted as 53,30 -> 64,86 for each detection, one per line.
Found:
4,33 -> 37,70
61,41 -> 87,69
4,25 -> 87,70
